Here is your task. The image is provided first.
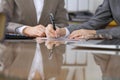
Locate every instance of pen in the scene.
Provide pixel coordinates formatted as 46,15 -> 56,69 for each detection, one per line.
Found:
48,13 -> 56,60
49,13 -> 56,30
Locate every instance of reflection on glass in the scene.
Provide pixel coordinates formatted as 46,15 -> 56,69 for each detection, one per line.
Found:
1,39 -> 120,80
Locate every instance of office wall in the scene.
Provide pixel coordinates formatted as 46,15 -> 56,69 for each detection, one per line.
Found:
89,0 -> 103,13
65,0 -> 89,12
65,0 -> 103,13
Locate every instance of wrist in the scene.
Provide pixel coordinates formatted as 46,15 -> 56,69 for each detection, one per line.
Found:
22,26 -> 31,36
91,30 -> 96,35
60,28 -> 66,37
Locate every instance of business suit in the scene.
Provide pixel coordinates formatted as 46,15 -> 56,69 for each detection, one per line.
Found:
0,42 -> 65,79
0,0 -> 67,79
67,0 -> 120,79
0,0 -> 68,33
67,0 -> 120,39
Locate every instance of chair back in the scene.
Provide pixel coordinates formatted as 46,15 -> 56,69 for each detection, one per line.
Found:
0,13 -> 6,42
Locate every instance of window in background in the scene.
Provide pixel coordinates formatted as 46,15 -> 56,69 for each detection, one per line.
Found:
65,0 -> 103,13
65,0 -> 89,12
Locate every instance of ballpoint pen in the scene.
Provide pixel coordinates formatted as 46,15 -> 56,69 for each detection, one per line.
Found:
49,13 -> 56,30
48,13 -> 56,59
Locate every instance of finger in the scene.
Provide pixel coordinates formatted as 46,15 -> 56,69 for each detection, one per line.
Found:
74,37 -> 81,40
39,28 -> 45,33
36,26 -> 45,33
35,25 -> 45,31
55,28 -> 61,37
46,24 -> 55,32
46,29 -> 55,37
69,34 -> 81,39
55,31 -> 60,38
47,32 -> 56,38
74,36 -> 85,40
47,24 -> 54,30
45,41 -> 54,49
68,31 -> 78,38
37,25 -> 45,28
46,26 -> 56,38
36,37 -> 45,43
33,30 -> 43,37
38,32 -> 46,37
55,42 -> 60,47
39,30 -> 46,37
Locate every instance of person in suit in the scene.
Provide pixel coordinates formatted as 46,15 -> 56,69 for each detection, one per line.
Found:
0,0 -> 68,37
0,0 -> 68,79
46,0 -> 120,39
46,0 -> 120,79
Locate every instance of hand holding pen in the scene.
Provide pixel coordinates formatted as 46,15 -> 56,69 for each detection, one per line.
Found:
45,13 -> 58,38
49,13 -> 56,30
45,13 -> 57,59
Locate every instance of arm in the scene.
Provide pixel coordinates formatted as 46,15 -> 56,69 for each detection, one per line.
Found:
54,0 -> 69,28
46,0 -> 115,39
45,0 -> 68,38
0,0 -> 46,37
69,0 -> 120,39
0,0 -> 24,33
67,0 -> 113,33
96,27 -> 120,39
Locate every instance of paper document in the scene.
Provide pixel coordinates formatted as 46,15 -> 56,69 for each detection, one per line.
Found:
38,37 -> 86,42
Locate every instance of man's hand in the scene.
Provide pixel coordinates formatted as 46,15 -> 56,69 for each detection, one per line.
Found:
68,29 -> 96,40
45,24 -> 66,38
23,25 -> 46,37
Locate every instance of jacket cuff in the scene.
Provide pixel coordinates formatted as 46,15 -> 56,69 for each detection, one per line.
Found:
96,29 -> 113,39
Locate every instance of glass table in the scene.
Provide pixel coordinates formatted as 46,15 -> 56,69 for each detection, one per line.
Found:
1,39 -> 120,80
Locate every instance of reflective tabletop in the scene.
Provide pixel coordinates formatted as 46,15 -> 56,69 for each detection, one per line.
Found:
1,39 -> 120,80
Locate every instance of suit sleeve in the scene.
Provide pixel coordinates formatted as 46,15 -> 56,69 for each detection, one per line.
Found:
67,0 -> 113,33
0,0 -> 24,33
54,0 -> 69,28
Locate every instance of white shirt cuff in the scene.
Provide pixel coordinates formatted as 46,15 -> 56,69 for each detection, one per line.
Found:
64,28 -> 70,37
16,26 -> 27,35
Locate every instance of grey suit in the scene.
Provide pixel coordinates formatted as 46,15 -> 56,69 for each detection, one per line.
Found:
0,0 -> 68,33
67,0 -> 120,79
67,0 -> 120,39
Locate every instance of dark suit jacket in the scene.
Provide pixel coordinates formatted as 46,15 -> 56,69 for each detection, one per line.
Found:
67,0 -> 120,39
0,0 -> 68,33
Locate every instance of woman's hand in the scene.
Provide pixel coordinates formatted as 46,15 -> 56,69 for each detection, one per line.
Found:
45,24 -> 66,38
23,25 -> 46,37
45,40 -> 64,49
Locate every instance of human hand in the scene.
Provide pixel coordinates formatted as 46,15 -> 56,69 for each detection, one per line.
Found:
45,40 -> 64,49
45,24 -> 66,38
68,29 -> 96,40
23,25 -> 46,37
36,37 -> 45,44
45,24 -> 56,38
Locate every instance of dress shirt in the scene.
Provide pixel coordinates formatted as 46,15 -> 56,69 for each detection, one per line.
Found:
17,0 -> 70,37
28,43 -> 44,80
17,0 -> 44,35
65,28 -> 70,37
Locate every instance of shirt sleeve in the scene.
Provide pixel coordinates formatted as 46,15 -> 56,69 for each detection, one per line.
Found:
16,26 -> 27,35
64,28 -> 70,37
